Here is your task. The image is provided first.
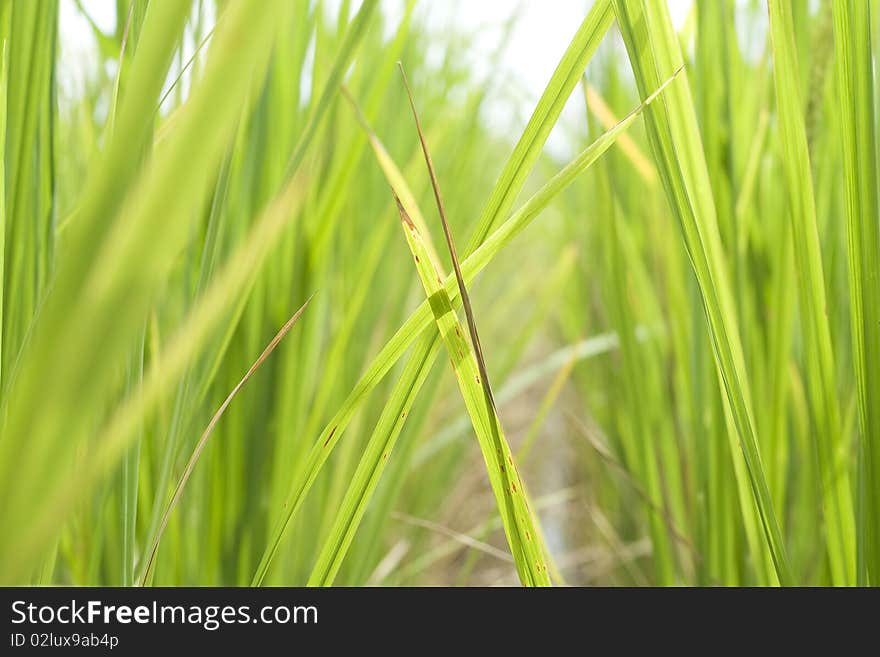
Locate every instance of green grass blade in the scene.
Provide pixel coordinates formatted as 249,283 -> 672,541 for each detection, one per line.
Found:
397,63 -> 498,413
307,333 -> 440,586
0,0 -> 290,580
831,0 -> 880,585
768,0 -> 855,585
0,0 -> 193,582
2,174 -> 307,584
140,295 -> 314,585
121,333 -> 145,587
0,0 -> 9,387
465,0 -> 613,249
612,0 -> 792,584
2,0 -> 57,395
283,0 -> 378,180
392,194 -> 550,585
400,63 -> 552,584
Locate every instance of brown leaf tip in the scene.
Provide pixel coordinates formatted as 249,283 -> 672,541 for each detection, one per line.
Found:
394,194 -> 416,230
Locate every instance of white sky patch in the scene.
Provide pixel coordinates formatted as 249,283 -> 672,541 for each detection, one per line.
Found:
58,0 -> 694,155
414,1 -> 691,158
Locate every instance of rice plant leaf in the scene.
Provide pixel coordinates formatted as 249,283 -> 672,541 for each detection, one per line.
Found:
306,332 -> 440,586
140,294 -> 314,585
416,330 -> 630,466
583,81 -> 657,185
156,26 -> 215,111
392,194 -> 550,585
397,63 -> 497,412
0,0 -> 290,580
612,0 -> 792,584
768,0 -> 855,585
831,0 -> 880,586
0,0 -> 194,581
401,64 -> 550,584
4,172 -> 307,585
283,0 -> 378,179
0,0 -> 9,386
2,0 -> 58,392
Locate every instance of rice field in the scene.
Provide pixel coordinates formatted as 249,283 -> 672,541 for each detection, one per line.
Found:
1,0 -> 878,586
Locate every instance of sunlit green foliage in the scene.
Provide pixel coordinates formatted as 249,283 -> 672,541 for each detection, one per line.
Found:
2,0 -> 878,586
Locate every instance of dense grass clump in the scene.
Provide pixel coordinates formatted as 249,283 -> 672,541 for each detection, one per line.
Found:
1,0 -> 879,586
